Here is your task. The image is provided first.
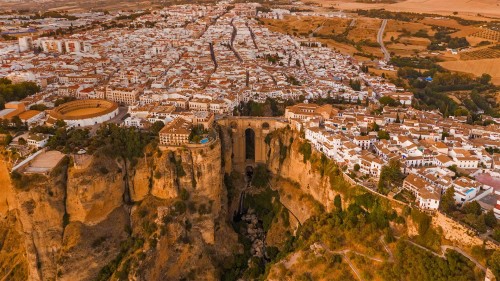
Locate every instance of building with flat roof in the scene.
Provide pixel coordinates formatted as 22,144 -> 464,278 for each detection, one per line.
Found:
106,86 -> 139,105
285,103 -> 338,123
0,101 -> 26,120
159,117 -> 192,146
403,174 -> 440,210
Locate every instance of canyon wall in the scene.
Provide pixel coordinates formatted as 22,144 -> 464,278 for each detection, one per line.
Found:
0,121 -> 495,280
266,129 -> 336,212
0,138 -> 239,281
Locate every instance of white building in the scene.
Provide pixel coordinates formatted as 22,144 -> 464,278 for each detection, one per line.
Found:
18,37 -> 33,52
403,174 -> 440,210
27,133 -> 49,149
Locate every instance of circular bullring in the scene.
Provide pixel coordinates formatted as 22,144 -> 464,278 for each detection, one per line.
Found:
48,99 -> 119,127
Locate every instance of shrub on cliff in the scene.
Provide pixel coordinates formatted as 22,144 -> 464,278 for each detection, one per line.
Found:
298,141 -> 312,163
251,164 -> 270,188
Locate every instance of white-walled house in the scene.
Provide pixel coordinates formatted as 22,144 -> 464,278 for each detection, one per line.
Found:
403,173 -> 440,210
27,133 -> 49,149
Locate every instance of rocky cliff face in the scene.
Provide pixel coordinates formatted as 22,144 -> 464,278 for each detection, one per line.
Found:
66,155 -> 125,225
1,123 -> 492,281
265,129 -> 339,218
0,138 -> 239,281
126,140 -> 239,280
12,162 -> 67,281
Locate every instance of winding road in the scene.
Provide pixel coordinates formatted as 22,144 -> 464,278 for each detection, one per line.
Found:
377,19 -> 390,62
309,20 -> 326,38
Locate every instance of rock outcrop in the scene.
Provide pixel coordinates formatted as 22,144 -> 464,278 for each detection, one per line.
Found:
266,129 -> 337,215
0,138 -> 239,281
11,160 -> 67,281
66,155 -> 125,225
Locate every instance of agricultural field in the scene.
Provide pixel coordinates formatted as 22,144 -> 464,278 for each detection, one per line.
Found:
382,19 -> 434,57
261,16 -> 351,38
306,0 -> 500,20
261,16 -> 372,59
460,46 -> 500,60
261,3 -> 500,83
347,18 -> 381,43
439,58 -> 500,85
469,29 -> 500,42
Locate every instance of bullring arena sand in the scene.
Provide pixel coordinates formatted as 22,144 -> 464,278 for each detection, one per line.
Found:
311,0 -> 500,19
63,108 -> 109,117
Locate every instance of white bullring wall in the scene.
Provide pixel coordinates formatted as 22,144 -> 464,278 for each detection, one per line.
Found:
66,108 -> 119,127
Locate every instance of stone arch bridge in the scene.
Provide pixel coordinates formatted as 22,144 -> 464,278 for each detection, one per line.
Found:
217,117 -> 288,173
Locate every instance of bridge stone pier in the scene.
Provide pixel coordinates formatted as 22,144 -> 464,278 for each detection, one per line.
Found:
218,117 -> 288,173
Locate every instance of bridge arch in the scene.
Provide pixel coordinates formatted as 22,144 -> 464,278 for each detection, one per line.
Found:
217,117 -> 288,173
245,128 -> 255,161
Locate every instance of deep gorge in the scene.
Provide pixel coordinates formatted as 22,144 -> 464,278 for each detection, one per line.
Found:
0,123 -> 496,281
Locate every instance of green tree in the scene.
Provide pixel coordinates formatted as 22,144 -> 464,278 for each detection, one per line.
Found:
441,131 -> 449,140
55,119 -> 67,128
454,108 -> 469,116
188,124 -> 207,143
0,79 -> 40,108
488,250 -> 500,280
11,116 -> 23,128
484,210 -> 497,228
379,96 -> 398,107
479,73 -> 491,85
29,104 -> 48,111
353,164 -> 360,171
54,96 -> 76,107
334,194 -> 342,211
439,187 -> 456,213
377,130 -> 390,140
377,159 -> 404,194
151,121 -> 165,134
349,79 -> 362,91
462,201 -> 481,215
493,227 -> 500,242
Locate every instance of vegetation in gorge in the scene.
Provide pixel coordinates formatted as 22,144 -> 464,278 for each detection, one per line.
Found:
248,132 -> 490,280
223,179 -> 288,280
251,164 -> 271,188
243,186 -> 281,232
